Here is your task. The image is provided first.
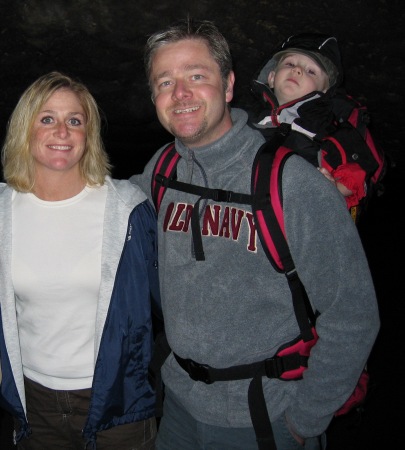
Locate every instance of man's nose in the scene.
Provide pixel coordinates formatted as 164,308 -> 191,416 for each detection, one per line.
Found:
172,80 -> 192,100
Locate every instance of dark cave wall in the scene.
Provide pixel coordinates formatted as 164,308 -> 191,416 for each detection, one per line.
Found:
0,0 -> 403,178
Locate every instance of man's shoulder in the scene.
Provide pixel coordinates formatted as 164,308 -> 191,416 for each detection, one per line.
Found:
282,153 -> 348,209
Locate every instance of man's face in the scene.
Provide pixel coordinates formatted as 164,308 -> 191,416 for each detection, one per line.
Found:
150,39 -> 235,148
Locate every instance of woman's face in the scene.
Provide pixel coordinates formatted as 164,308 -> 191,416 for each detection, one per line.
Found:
30,88 -> 87,178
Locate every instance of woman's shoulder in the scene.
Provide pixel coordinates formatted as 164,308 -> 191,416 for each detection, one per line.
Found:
0,182 -> 11,195
107,176 -> 148,203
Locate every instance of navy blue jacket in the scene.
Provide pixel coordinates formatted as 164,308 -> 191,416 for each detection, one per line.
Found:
0,178 -> 161,447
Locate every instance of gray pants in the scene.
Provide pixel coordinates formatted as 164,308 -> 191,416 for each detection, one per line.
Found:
156,388 -> 326,450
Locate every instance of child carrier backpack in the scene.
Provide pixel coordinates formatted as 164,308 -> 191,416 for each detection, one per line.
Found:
321,89 -> 387,223
149,129 -> 370,450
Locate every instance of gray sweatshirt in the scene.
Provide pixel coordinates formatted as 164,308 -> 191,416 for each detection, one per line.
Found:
130,108 -> 380,438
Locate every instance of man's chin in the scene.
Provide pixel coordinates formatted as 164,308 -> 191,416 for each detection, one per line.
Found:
170,127 -> 204,145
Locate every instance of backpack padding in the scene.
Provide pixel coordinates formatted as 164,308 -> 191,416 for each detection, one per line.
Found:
151,143 -> 178,212
252,144 -> 294,273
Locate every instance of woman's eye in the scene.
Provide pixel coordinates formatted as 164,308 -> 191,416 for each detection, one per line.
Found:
68,118 -> 82,126
40,116 -> 53,124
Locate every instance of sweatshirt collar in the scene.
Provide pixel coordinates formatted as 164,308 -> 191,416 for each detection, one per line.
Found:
173,108 -> 255,174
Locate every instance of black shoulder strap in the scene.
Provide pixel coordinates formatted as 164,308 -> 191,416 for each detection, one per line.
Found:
152,142 -> 252,213
151,135 -> 315,337
252,143 -> 294,273
151,142 -> 179,213
151,143 -> 252,261
252,136 -> 316,340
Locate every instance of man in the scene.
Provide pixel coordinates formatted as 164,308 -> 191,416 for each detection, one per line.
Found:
130,18 -> 380,450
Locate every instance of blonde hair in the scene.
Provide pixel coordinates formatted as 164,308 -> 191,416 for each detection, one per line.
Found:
1,71 -> 112,191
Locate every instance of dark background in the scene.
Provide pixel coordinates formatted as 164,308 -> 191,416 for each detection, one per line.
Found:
1,0 -> 404,448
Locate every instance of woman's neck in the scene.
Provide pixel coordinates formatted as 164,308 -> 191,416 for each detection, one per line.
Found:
32,172 -> 87,201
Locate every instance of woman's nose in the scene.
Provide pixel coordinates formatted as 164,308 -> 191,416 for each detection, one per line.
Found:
55,122 -> 69,138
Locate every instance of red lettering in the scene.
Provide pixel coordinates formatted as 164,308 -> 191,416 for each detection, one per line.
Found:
246,212 -> 258,252
202,205 -> 220,236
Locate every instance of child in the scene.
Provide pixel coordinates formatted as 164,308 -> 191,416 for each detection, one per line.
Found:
250,32 -> 370,211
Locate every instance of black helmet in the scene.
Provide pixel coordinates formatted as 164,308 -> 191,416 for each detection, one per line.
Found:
257,33 -> 343,89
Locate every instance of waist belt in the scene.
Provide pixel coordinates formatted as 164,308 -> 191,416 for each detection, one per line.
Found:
173,352 -> 308,383
148,332 -> 312,450
173,352 -> 309,450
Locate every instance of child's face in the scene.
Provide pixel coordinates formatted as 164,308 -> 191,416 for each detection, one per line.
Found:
268,52 -> 330,105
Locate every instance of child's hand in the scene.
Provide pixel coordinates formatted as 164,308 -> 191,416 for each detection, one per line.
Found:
336,182 -> 353,197
318,167 -> 337,185
318,166 -> 335,182
318,167 -> 353,197
320,163 -> 368,210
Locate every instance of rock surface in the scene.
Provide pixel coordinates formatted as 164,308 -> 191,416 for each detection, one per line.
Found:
0,0 -> 403,177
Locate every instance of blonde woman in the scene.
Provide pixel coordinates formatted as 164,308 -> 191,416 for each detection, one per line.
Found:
0,72 -> 160,449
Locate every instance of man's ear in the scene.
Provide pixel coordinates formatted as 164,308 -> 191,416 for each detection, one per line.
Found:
268,71 -> 276,88
225,71 -> 235,102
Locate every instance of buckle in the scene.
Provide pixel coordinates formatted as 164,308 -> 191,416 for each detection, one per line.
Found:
187,360 -> 213,384
264,356 -> 285,379
155,174 -> 169,186
212,189 -> 232,202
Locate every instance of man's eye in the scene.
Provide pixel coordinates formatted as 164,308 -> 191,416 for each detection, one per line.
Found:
159,80 -> 172,88
191,74 -> 203,80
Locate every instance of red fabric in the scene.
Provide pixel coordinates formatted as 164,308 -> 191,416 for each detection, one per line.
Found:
331,162 -> 367,209
334,370 -> 369,416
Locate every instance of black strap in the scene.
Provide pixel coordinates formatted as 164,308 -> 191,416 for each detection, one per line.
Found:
155,175 -> 252,204
252,132 -> 316,340
252,139 -> 294,273
173,352 -> 308,383
150,129 -> 314,445
148,332 -> 171,417
249,374 -> 276,450
174,352 -> 310,450
155,174 -> 253,261
148,332 -> 308,447
151,143 -> 178,212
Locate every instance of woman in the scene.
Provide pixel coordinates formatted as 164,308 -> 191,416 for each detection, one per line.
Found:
0,71 -> 161,449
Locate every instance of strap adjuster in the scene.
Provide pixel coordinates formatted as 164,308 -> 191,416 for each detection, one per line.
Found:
185,360 -> 213,384
264,356 -> 285,378
211,189 -> 232,202
264,353 -> 305,379
155,174 -> 169,186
